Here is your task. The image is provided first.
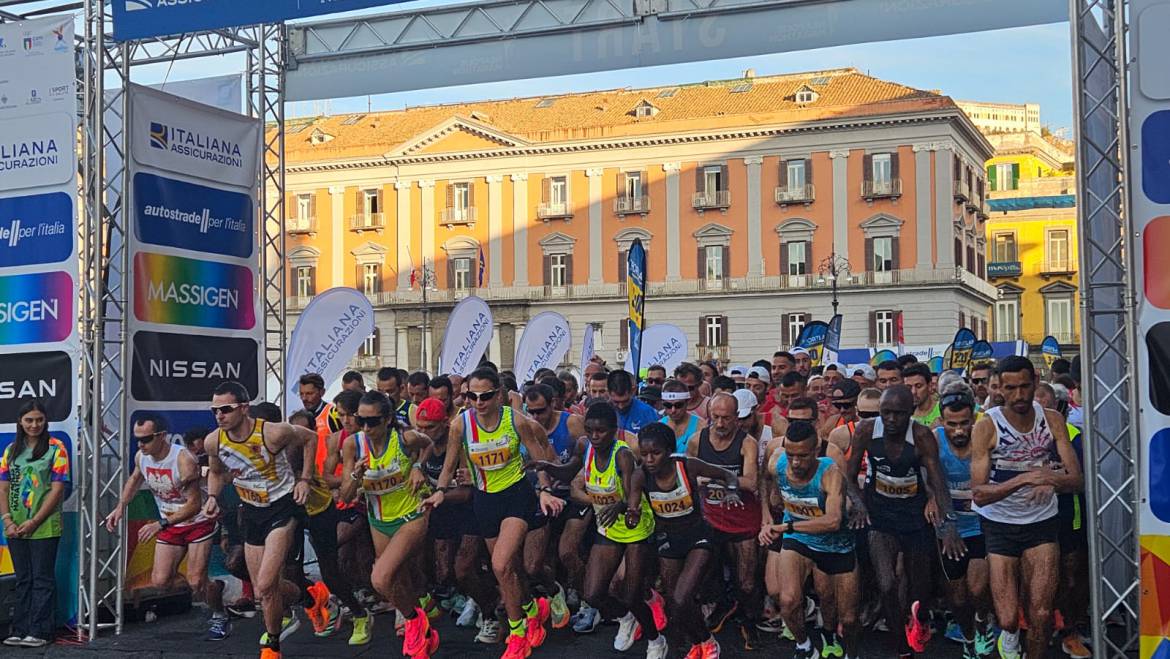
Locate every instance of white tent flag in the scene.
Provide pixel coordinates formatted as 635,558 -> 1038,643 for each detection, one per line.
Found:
579,323 -> 596,374
438,295 -> 493,377
284,287 -> 375,414
514,311 -> 572,382
627,324 -> 688,374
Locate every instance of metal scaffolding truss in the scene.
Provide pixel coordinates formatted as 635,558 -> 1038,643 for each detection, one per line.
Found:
72,0 -> 287,636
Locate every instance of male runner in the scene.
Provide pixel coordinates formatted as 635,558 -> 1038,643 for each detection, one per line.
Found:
903,363 -> 940,427
660,379 -> 707,454
874,361 -> 903,391
341,371 -> 366,392
827,389 -> 879,456
420,367 -> 564,659
771,351 -> 795,386
299,373 -> 342,441
674,363 -> 711,421
645,365 -> 668,388
107,414 -> 229,640
791,349 -> 812,379
968,362 -> 992,407
202,382 -> 318,659
760,420 -> 859,659
407,371 -> 430,405
609,370 -> 660,434
971,356 -> 1083,659
377,367 -> 417,427
843,385 -> 964,658
587,372 -> 610,400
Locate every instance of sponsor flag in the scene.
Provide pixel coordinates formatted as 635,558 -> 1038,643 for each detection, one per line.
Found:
478,246 -> 486,288
514,311 -> 571,382
870,348 -> 898,367
927,355 -> 945,374
625,324 -> 688,374
825,314 -> 843,363
947,328 -> 978,372
284,287 -> 375,414
626,239 -> 647,383
1040,335 -> 1063,369
796,321 -> 830,367
579,323 -> 595,375
971,340 -> 995,364
438,296 -> 493,377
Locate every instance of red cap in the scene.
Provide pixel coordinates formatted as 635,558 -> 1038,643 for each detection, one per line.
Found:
416,397 -> 447,422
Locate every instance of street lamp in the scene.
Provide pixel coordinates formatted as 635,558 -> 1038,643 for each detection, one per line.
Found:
818,252 -> 851,317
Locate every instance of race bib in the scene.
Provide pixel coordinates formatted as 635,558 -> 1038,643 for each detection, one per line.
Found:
234,479 -> 271,507
705,484 -> 728,505
649,491 -> 693,518
468,438 -> 512,470
363,465 -> 406,495
874,472 -> 919,499
950,486 -> 973,512
783,495 -> 824,520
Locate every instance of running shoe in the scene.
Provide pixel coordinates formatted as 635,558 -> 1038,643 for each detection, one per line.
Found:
706,599 -> 738,634
550,586 -> 570,629
646,589 -> 668,631
17,637 -> 48,648
572,604 -> 601,634
421,594 -> 442,620
396,609 -> 406,637
457,598 -> 481,628
974,624 -> 996,657
614,612 -> 642,652
1062,633 -> 1092,658
476,614 -> 502,644
961,639 -> 979,659
997,631 -> 1023,659
566,588 -> 581,611
501,634 -> 530,659
905,600 -> 931,653
259,612 -> 301,645
526,598 -> 550,649
3,636 -> 22,647
315,597 -> 341,638
403,609 -> 432,657
791,641 -> 820,659
820,630 -> 843,658
756,617 -> 785,634
646,634 -> 669,659
944,620 -> 966,644
739,622 -> 761,650
305,582 -> 329,633
259,648 -> 281,659
700,637 -> 721,659
349,613 -> 373,646
208,613 -> 232,641
872,618 -> 889,633
686,642 -> 705,659
781,622 -> 795,640
227,599 -> 257,619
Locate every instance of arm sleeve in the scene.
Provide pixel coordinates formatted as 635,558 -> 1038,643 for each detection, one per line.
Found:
49,439 -> 70,483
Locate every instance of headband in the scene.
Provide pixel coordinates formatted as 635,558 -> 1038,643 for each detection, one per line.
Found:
662,391 -> 691,401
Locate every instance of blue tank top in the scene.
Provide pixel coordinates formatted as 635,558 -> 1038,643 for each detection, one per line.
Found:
661,414 -> 700,454
775,455 -> 853,554
549,412 -> 574,462
934,427 -> 981,538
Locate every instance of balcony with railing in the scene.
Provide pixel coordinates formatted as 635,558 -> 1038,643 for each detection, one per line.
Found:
774,184 -> 815,205
692,189 -> 731,211
862,179 -> 903,200
615,195 -> 651,215
697,345 -> 731,363
287,295 -> 313,310
348,213 -> 384,232
1040,259 -> 1076,275
537,202 -> 573,221
953,180 -> 969,202
349,355 -> 381,371
441,206 -> 477,227
287,216 -> 317,234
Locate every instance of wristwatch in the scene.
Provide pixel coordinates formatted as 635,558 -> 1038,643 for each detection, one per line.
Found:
159,518 -> 170,530
785,520 -> 795,534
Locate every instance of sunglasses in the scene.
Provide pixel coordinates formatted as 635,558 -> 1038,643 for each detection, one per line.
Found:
971,377 -> 989,385
686,384 -> 698,391
465,390 -> 498,403
525,406 -> 548,416
832,400 -> 857,410
646,378 -> 664,386
356,415 -> 387,428
662,401 -> 687,410
858,410 -> 880,419
209,403 -> 243,415
136,431 -> 165,444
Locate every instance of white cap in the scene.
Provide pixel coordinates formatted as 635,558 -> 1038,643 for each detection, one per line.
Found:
746,365 -> 771,384
727,365 -> 748,378
732,388 -> 757,419
791,347 -> 811,357
851,365 -> 877,381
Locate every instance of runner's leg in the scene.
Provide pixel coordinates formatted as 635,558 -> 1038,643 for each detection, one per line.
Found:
247,521 -> 299,644
558,514 -> 591,595
834,563 -> 862,658
487,517 -> 532,623
185,538 -> 225,615
777,548 -> 814,645
150,543 -> 189,592
616,542 -> 659,641
671,549 -> 716,648
867,530 -> 910,653
1020,542 -> 1060,659
988,554 -> 1022,642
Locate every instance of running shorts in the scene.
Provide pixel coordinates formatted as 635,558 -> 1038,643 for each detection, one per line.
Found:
981,516 -> 1060,558
655,521 -> 716,560
241,494 -> 299,547
428,501 -> 476,541
369,511 -> 423,538
157,518 -> 219,547
938,534 -> 987,581
781,537 -> 856,575
306,503 -> 341,556
472,479 -> 538,539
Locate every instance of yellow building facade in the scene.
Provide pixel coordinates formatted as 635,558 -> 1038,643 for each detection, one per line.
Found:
981,130 -> 1080,348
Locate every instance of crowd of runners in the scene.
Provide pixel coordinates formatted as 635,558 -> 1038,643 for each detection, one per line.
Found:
104,348 -> 1091,659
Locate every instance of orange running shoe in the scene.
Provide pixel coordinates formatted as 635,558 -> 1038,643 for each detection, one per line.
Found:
699,637 -> 721,659
904,600 -> 932,653
259,647 -> 281,659
403,609 -> 431,657
305,582 -> 328,633
685,642 -> 705,659
501,633 -> 531,659
646,589 -> 668,632
525,598 -> 550,648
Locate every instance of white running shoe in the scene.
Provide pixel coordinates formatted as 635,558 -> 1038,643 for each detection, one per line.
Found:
475,613 -> 502,644
614,612 -> 641,652
646,634 -> 669,659
457,598 -> 480,628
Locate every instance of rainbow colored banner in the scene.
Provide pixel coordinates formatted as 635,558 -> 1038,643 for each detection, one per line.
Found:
133,252 -> 255,329
0,270 -> 74,344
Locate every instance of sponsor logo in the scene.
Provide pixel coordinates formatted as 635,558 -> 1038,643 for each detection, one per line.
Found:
133,173 -> 253,258
49,84 -> 69,98
132,331 -> 258,402
22,35 -> 43,51
0,351 -> 72,421
523,325 -> 569,381
133,252 -> 255,330
0,192 -> 73,267
0,136 -> 59,173
147,120 -> 244,169
51,26 -> 68,52
450,311 -> 490,376
126,0 -> 206,10
0,271 -> 73,345
126,0 -> 152,10
303,304 -> 370,375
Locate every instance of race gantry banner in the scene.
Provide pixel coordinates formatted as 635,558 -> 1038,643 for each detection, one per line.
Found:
514,312 -> 571,384
283,287 -> 375,415
626,239 -> 647,382
0,14 -> 79,599
112,0 -> 416,41
1130,2 -> 1170,654
125,83 -> 262,434
438,295 -> 493,378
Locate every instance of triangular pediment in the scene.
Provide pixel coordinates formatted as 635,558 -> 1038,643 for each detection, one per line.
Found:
387,116 -> 528,157
1039,280 -> 1077,294
538,231 -> 576,248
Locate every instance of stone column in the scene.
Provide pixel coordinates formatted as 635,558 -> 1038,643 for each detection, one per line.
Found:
511,174 -> 529,286
913,144 -> 936,271
328,186 -> 345,287
830,150 -> 850,258
395,180 -> 412,289
487,175 -> 504,288
935,147 -> 956,268
744,156 -> 763,276
663,162 -> 681,281
586,168 -> 604,285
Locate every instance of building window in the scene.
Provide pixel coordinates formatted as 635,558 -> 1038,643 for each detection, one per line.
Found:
362,189 -> 380,215
453,257 -> 473,290
550,253 -> 568,288
702,315 -> 727,347
993,232 -> 1017,262
296,266 -> 315,298
1046,297 -> 1074,343
871,153 -> 892,186
453,182 -> 470,211
297,194 -> 313,221
875,310 -> 895,345
1047,229 -> 1071,271
991,163 -> 1019,191
995,298 -> 1020,341
786,160 -> 806,191
873,236 -> 893,272
786,241 -> 807,276
360,329 -> 378,357
624,172 -> 643,200
549,177 -> 567,205
361,263 -> 380,296
704,245 -> 723,284
786,313 -> 806,346
703,166 -> 724,195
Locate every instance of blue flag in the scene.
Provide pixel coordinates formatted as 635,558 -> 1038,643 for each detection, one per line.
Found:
1041,335 -> 1063,368
478,246 -> 486,288
947,328 -> 978,372
626,239 -> 647,383
797,321 -> 830,367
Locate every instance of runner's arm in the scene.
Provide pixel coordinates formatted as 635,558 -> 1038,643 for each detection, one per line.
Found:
518,416 -> 556,491
569,470 -> 591,507
842,422 -> 870,511
685,456 -> 742,493
204,431 -> 227,498
166,449 -> 204,527
267,422 -> 318,482
338,433 -> 362,503
105,464 -> 145,530
739,435 -> 759,494
321,431 -> 344,489
915,424 -> 955,519
617,448 -> 644,517
970,416 -> 1042,505
1046,410 -> 1084,494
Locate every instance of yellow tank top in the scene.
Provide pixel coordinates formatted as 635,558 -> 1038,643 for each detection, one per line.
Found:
356,429 -> 422,522
585,440 -> 655,543
217,419 -> 295,508
462,407 -> 524,493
